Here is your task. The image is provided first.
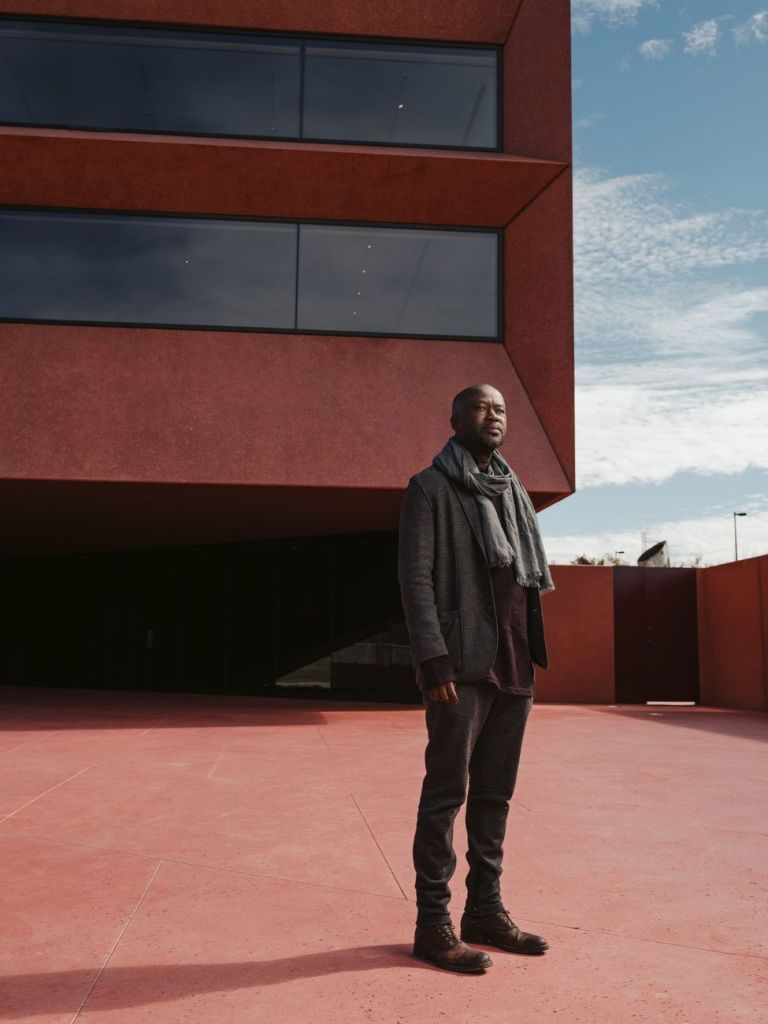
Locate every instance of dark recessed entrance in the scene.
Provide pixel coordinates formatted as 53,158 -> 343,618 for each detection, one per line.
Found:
613,567 -> 699,704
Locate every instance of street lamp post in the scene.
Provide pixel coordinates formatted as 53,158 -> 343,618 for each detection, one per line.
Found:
733,512 -> 747,561
614,549 -> 625,565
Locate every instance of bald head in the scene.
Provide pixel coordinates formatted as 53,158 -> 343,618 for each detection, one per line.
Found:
451,384 -> 504,417
450,384 -> 507,467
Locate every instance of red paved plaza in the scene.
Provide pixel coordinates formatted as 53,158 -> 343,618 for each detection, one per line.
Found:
1,686 -> 766,1023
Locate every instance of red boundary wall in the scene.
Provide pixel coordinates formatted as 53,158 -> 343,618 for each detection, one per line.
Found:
697,554 -> 768,712
537,558 -> 768,710
535,565 -> 615,704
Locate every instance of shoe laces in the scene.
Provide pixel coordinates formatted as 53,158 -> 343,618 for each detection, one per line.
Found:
436,922 -> 459,946
495,909 -> 517,929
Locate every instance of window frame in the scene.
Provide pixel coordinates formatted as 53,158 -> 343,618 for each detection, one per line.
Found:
0,13 -> 503,153
0,205 -> 505,343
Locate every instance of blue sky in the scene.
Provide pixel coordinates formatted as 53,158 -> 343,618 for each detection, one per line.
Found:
538,0 -> 768,565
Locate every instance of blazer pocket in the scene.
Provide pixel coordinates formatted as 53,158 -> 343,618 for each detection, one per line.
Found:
437,610 -> 463,671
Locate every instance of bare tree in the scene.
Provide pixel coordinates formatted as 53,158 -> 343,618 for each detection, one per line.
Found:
671,553 -> 707,568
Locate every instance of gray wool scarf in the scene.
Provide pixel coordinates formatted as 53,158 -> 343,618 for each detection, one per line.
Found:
433,437 -> 555,593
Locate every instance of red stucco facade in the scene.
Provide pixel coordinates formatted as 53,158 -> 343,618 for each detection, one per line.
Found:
0,1 -> 574,556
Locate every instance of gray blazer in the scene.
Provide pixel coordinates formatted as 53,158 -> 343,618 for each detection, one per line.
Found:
398,465 -> 549,684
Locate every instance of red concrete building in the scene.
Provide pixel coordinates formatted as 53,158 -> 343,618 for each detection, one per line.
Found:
0,3 -> 574,695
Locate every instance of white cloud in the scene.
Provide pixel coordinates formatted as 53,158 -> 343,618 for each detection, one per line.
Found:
573,168 -> 768,492
575,359 -> 768,488
618,12 -> 767,60
575,112 -> 606,131
683,18 -> 721,56
733,10 -> 768,45
543,498 -> 768,566
572,0 -> 658,33
639,38 -> 673,60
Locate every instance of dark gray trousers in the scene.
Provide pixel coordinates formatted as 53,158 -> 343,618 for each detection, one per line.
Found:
413,680 -> 533,926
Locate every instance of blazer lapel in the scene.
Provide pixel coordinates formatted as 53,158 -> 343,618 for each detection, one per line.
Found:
445,476 -> 488,565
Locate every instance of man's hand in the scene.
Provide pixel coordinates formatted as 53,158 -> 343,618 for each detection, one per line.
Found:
427,681 -> 459,703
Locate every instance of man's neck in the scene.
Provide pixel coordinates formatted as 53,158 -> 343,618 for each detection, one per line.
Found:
456,438 -> 492,471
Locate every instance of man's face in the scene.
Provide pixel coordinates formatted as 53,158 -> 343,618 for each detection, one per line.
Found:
451,386 -> 507,453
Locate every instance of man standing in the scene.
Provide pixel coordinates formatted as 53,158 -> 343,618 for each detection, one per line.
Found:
398,384 -> 554,973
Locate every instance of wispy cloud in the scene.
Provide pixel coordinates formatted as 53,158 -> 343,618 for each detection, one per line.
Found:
575,170 -> 768,290
733,10 -> 768,45
639,38 -> 673,60
575,112 -> 607,131
572,0 -> 658,33
543,498 -> 768,566
573,168 -> 768,491
683,18 -> 721,56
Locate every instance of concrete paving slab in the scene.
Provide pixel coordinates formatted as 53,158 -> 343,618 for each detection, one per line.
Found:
0,834 -> 161,1024
1,764 -> 402,899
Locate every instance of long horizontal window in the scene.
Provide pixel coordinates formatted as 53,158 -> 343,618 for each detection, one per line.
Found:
0,19 -> 498,149
0,210 -> 500,340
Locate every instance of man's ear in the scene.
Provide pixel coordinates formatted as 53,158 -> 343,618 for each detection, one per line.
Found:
449,415 -> 457,431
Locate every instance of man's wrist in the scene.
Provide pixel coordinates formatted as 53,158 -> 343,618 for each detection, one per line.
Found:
419,655 -> 456,689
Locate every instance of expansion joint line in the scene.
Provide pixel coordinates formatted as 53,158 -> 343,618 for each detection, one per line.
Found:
0,766 -> 91,825
350,793 -> 408,901
70,860 -> 165,1023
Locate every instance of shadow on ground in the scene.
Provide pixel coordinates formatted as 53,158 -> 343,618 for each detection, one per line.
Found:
0,945 -> 480,1018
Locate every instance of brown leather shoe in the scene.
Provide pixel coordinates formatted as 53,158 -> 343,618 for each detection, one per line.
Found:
413,921 -> 493,973
460,909 -> 549,955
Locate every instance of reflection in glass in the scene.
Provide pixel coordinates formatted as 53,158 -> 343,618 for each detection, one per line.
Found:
297,225 -> 498,338
0,20 -> 497,148
0,20 -> 301,137
303,41 -> 497,148
0,211 -> 298,328
0,211 -> 498,338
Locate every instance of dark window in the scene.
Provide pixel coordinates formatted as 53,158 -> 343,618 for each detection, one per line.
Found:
0,211 -> 298,329
0,20 -> 301,138
297,225 -> 498,338
303,40 -> 497,148
0,210 -> 499,339
0,18 -> 498,149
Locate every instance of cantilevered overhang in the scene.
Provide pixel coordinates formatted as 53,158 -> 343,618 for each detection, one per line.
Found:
0,477 -> 572,557
0,323 -> 570,491
0,1 -> 525,43
0,128 -> 565,229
